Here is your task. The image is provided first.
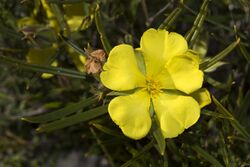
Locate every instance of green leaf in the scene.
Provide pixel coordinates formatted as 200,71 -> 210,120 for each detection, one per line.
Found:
205,76 -> 229,90
121,140 -> 154,167
91,123 -> 125,138
0,22 -> 23,39
237,89 -> 250,122
163,153 -> 168,167
152,122 -> 166,156
238,43 -> 250,63
183,4 -> 247,40
201,109 -> 233,120
192,145 -> 224,167
165,139 -> 182,160
204,61 -> 227,73
107,88 -> 140,96
22,96 -> 98,123
158,5 -> 183,30
36,105 -> 108,132
151,102 -> 165,156
59,33 -> 90,57
218,132 -> 236,167
95,5 -> 112,53
200,39 -> 240,71
0,55 -> 85,79
90,127 -> 116,167
185,0 -> 209,47
212,96 -> 250,140
227,136 -> 250,143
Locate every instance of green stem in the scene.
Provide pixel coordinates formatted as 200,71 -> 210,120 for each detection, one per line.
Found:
95,5 -> 112,53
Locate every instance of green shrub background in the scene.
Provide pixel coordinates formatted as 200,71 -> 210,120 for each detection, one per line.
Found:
0,0 -> 249,166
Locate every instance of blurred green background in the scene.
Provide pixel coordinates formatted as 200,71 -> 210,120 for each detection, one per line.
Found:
0,0 -> 249,166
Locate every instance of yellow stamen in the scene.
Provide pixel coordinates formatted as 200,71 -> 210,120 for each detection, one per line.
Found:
145,77 -> 162,97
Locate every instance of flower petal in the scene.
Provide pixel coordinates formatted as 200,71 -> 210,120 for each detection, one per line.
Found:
100,44 -> 145,91
67,16 -> 84,31
191,88 -> 211,108
108,90 -> 151,140
154,67 -> 175,90
140,28 -> 188,77
140,29 -> 168,77
166,32 -> 188,59
165,51 -> 203,94
152,92 -> 200,138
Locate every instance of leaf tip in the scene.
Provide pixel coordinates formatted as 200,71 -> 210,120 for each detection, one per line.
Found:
21,117 -> 26,121
36,127 -> 43,133
21,117 -> 34,123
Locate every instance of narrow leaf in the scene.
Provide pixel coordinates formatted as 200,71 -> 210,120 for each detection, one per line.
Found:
189,2 -> 209,48
95,5 -> 112,53
90,127 -> 116,167
121,141 -> 154,167
238,89 -> 250,121
238,43 -> 250,63
183,4 -> 247,40
185,0 -> 209,45
205,76 -> 229,90
107,88 -> 139,96
227,136 -> 250,143
152,124 -> 166,156
91,123 -> 125,138
163,153 -> 168,167
219,133 -> 234,167
212,96 -> 250,140
166,139 -> 182,159
22,96 -> 98,123
192,145 -> 224,167
158,6 -> 183,30
151,104 -> 165,156
36,105 -> 108,132
201,110 -> 233,120
59,33 -> 90,57
200,39 -> 240,71
0,55 -> 85,79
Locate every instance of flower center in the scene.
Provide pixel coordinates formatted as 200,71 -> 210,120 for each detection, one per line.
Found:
146,77 -> 162,97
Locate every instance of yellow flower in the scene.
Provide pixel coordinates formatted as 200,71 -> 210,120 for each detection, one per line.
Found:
101,28 -> 211,140
68,47 -> 86,72
26,45 -> 58,79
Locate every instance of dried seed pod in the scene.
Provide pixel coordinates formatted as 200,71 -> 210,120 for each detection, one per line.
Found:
85,49 -> 107,74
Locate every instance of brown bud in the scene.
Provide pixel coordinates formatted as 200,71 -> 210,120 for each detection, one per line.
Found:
85,49 -> 107,74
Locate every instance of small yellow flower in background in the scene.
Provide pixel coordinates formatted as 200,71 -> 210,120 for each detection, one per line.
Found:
68,47 -> 86,72
41,0 -> 59,33
26,45 -> 58,79
100,28 -> 211,140
63,3 -> 94,31
17,1 -> 90,79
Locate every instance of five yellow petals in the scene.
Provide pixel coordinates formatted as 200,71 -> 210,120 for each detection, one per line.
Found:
100,28 -> 211,140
